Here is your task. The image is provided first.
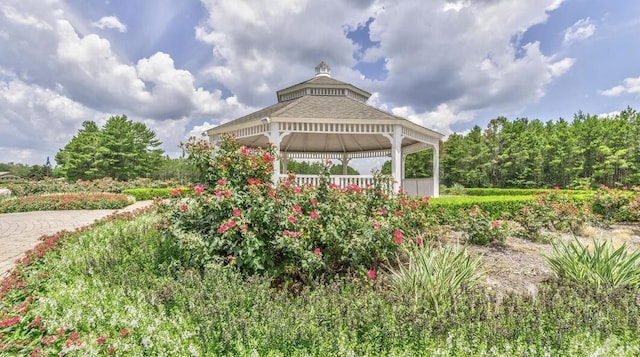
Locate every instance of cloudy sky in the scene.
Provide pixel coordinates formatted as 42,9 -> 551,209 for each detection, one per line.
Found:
1,0 -> 639,169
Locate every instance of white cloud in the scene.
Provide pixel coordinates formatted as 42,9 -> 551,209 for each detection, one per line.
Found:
92,15 -> 127,32
563,18 -> 596,45
599,76 -> 640,96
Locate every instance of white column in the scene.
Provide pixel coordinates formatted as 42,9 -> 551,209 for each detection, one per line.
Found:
391,125 -> 403,193
401,154 -> 406,181
342,154 -> 349,175
432,144 -> 440,197
269,122 -> 281,185
282,152 -> 288,174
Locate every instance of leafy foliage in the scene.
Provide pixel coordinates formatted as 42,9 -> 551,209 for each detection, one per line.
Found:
55,115 -> 164,181
545,238 -> 640,288
386,244 -> 482,314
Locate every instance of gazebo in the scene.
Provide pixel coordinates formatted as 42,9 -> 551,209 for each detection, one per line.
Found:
205,62 -> 444,197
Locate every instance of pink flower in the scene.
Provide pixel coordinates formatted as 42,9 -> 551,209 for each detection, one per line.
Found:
288,216 -> 297,224
97,335 -> 108,345
241,147 -> 248,155
262,152 -> 274,161
283,230 -> 302,238
415,237 -> 423,245
215,190 -> 222,197
217,179 -> 226,186
233,209 -> 241,217
293,204 -> 302,214
223,190 -> 231,197
367,269 -> 377,279
310,211 -> 319,219
170,189 -> 182,196
314,248 -> 321,255
399,198 -> 407,206
492,220 -> 503,228
311,199 -> 318,206
119,329 -> 130,338
373,222 -> 380,230
268,190 -> 275,197
394,229 -> 403,244
179,204 -> 188,211
395,210 -> 403,216
284,181 -> 291,187
293,187 -> 303,194
227,220 -> 236,228
380,208 -> 388,215
218,224 -> 229,234
194,184 -> 204,194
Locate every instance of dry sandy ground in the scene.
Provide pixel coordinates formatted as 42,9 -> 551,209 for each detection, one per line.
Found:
459,223 -> 640,296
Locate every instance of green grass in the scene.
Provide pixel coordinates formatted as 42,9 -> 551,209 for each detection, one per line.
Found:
2,211 -> 640,355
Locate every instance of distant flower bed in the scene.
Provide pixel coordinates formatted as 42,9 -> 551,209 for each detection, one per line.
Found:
0,193 -> 132,213
1,177 -> 179,197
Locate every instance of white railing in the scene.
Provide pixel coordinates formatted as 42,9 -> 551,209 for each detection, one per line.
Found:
281,174 -> 377,189
402,178 -> 434,197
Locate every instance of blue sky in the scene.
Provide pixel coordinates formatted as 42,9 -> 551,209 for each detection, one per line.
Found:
1,0 -> 639,169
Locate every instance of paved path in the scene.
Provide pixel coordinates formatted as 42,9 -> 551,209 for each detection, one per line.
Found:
0,201 -> 153,276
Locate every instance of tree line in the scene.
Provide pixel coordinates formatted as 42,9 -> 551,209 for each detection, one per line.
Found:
438,108 -> 640,188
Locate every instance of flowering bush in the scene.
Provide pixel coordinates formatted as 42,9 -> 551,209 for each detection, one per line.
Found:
591,186 -> 640,223
160,136 -> 436,283
459,206 -> 510,245
0,193 -> 133,213
512,190 -> 593,241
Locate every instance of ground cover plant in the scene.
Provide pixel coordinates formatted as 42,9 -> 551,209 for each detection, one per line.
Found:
0,192 -> 132,213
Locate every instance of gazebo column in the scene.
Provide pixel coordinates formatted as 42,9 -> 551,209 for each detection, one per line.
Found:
282,152 -> 289,174
269,122 -> 282,185
341,154 -> 349,175
391,125 -> 403,193
432,145 -> 440,197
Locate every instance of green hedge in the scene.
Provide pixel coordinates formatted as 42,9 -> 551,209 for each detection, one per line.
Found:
428,195 -> 537,220
427,193 -> 594,222
0,193 -> 132,213
461,188 -> 592,196
121,187 -> 185,200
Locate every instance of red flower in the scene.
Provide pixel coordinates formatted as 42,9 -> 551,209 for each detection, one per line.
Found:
42,335 -> 57,346
380,208 -> 388,215
119,329 -> 130,338
293,187 -> 303,194
394,230 -> 403,244
233,208 -> 241,217
170,189 -> 182,196
288,216 -> 297,224
310,211 -> 319,219
194,184 -> 204,194
367,270 -> 377,279
311,199 -> 318,206
227,220 -> 237,228
293,204 -> 302,214
215,190 -> 222,197
180,204 -> 188,211
97,335 -> 108,345
68,331 -> 80,341
241,147 -> 249,155
268,189 -> 275,197
217,179 -> 226,186
395,210 -> 403,216
373,222 -> 380,230
415,237 -> 423,245
0,315 -> 20,328
314,248 -> 321,255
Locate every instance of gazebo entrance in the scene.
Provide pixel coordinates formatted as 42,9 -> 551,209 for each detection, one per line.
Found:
205,62 -> 444,197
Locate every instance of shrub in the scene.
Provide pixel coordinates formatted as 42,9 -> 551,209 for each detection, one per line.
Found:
385,244 -> 482,315
459,206 -> 511,245
591,186 -> 640,223
462,188 -> 590,196
511,190 -> 593,241
160,136 -> 437,284
428,195 -> 536,222
0,193 -> 132,213
545,238 -> 640,288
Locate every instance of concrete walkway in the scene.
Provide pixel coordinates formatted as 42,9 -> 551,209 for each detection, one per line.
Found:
0,201 -> 154,276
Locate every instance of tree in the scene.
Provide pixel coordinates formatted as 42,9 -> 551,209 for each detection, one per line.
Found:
55,115 -> 164,181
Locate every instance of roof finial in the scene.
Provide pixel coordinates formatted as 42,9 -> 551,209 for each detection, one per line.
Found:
315,61 -> 331,77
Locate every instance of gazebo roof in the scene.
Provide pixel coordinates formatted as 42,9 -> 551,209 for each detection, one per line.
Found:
206,62 -> 443,155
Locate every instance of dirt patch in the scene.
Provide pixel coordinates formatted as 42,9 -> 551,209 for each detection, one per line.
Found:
456,223 -> 640,297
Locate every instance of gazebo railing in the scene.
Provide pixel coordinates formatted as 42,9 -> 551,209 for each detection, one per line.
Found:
280,174 -> 376,189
